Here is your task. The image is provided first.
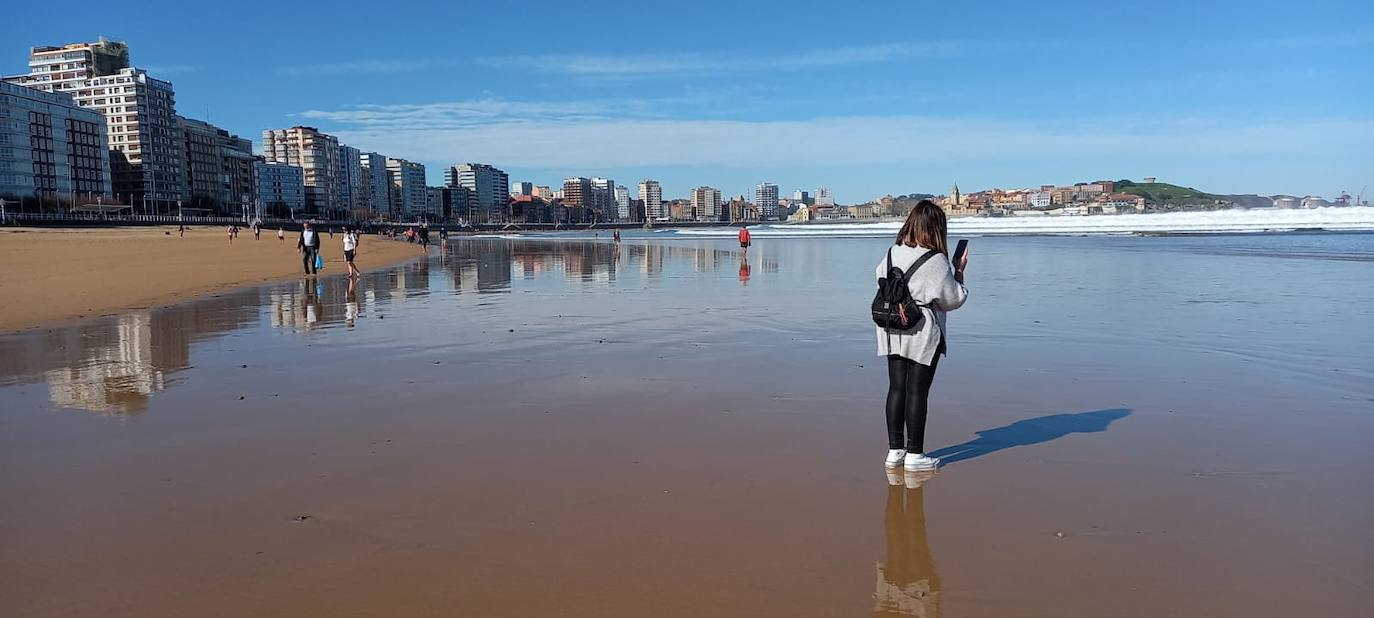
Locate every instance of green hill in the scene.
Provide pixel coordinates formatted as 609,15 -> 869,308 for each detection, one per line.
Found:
1114,180 -> 1217,205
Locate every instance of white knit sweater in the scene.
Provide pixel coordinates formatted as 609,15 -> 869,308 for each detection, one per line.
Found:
874,244 -> 968,365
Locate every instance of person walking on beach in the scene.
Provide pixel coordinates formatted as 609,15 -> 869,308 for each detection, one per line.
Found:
298,222 -> 322,276
342,226 -> 361,279
876,200 -> 968,472
277,227 -> 285,242
227,225 -> 235,244
738,226 -> 752,255
253,223 -> 261,240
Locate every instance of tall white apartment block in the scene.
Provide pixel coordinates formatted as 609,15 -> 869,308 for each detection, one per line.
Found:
614,184 -> 630,220
815,186 -> 834,206
85,69 -> 181,208
337,144 -> 364,216
386,157 -> 426,219
691,186 -> 722,221
0,81 -> 112,202
754,182 -> 779,219
360,152 -> 389,216
261,126 -> 340,217
639,179 -> 663,220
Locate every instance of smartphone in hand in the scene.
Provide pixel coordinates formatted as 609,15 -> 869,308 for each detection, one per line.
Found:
952,239 -> 969,266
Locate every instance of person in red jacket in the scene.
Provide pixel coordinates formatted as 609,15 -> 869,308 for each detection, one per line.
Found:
738,226 -> 752,255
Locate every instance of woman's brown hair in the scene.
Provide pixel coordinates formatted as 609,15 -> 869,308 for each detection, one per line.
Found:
894,199 -> 949,255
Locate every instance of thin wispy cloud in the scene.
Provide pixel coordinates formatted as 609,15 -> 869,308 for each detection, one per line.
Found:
275,58 -> 455,76
477,42 -> 966,78
298,95 -> 738,129
143,64 -> 199,75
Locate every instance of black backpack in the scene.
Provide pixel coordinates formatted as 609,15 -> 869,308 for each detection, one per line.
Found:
871,248 -> 939,330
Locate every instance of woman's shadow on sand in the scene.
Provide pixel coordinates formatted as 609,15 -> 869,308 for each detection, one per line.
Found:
928,408 -> 1131,466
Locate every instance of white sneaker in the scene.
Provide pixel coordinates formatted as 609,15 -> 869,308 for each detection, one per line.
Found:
904,469 -> 937,489
884,449 -> 906,468
903,453 -> 940,471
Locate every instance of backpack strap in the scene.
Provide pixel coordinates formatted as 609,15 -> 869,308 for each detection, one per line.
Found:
901,249 -> 940,282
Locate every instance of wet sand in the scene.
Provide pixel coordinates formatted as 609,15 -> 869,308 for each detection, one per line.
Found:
0,226 -> 424,333
1,234 -> 1371,617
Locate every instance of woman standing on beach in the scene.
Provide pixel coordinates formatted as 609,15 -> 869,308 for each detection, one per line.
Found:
342,226 -> 361,279
877,200 -> 968,472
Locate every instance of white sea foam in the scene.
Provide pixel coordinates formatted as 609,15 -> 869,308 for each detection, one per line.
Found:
670,207 -> 1374,237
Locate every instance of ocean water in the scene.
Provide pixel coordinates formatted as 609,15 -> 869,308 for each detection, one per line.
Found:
664,206 -> 1374,236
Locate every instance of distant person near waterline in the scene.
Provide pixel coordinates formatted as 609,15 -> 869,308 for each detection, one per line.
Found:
298,222 -> 321,276
738,226 -> 752,255
277,227 -> 284,242
342,226 -> 361,279
873,200 -> 968,472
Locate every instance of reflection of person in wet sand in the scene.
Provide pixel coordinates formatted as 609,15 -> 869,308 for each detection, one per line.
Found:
738,257 -> 751,285
303,279 -> 322,327
874,471 -> 940,617
345,277 -> 359,328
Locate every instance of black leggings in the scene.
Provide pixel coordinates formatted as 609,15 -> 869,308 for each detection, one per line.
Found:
885,354 -> 940,452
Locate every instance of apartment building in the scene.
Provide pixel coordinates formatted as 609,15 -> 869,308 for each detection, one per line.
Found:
177,116 -> 222,211
562,177 -> 592,209
590,177 -> 615,218
222,132 -> 255,216
814,186 -> 835,206
386,157 -> 426,219
0,81 -> 112,202
690,186 -> 722,221
445,163 -> 509,222
337,144 -> 364,216
177,116 -> 256,214
261,126 -> 340,216
360,152 -> 389,217
754,182 -> 779,219
254,158 -> 304,217
639,179 -> 663,219
5,41 -> 183,208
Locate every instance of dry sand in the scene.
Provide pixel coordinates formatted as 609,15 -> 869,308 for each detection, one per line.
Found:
0,226 -> 424,333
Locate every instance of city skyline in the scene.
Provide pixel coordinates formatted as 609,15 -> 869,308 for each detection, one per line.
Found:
2,1 -> 1371,201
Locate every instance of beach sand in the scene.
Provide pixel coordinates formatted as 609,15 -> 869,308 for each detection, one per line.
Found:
1,235 -> 1371,617
0,226 -> 424,333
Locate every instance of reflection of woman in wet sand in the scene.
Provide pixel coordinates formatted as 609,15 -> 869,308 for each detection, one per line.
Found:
345,277 -> 359,328
874,472 -> 941,617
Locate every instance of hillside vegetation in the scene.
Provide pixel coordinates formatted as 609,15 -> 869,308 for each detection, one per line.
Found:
1114,180 -> 1217,204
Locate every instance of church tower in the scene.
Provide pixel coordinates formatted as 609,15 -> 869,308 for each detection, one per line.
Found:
949,183 -> 962,206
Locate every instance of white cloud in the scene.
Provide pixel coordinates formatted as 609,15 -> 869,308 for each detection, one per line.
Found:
476,42 -> 966,78
275,58 -> 454,76
318,112 -> 1374,171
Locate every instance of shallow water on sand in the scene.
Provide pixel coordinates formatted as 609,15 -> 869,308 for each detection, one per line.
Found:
2,233 -> 1372,617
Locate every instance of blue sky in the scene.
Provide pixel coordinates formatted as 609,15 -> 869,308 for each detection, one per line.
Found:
5,0 -> 1371,202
